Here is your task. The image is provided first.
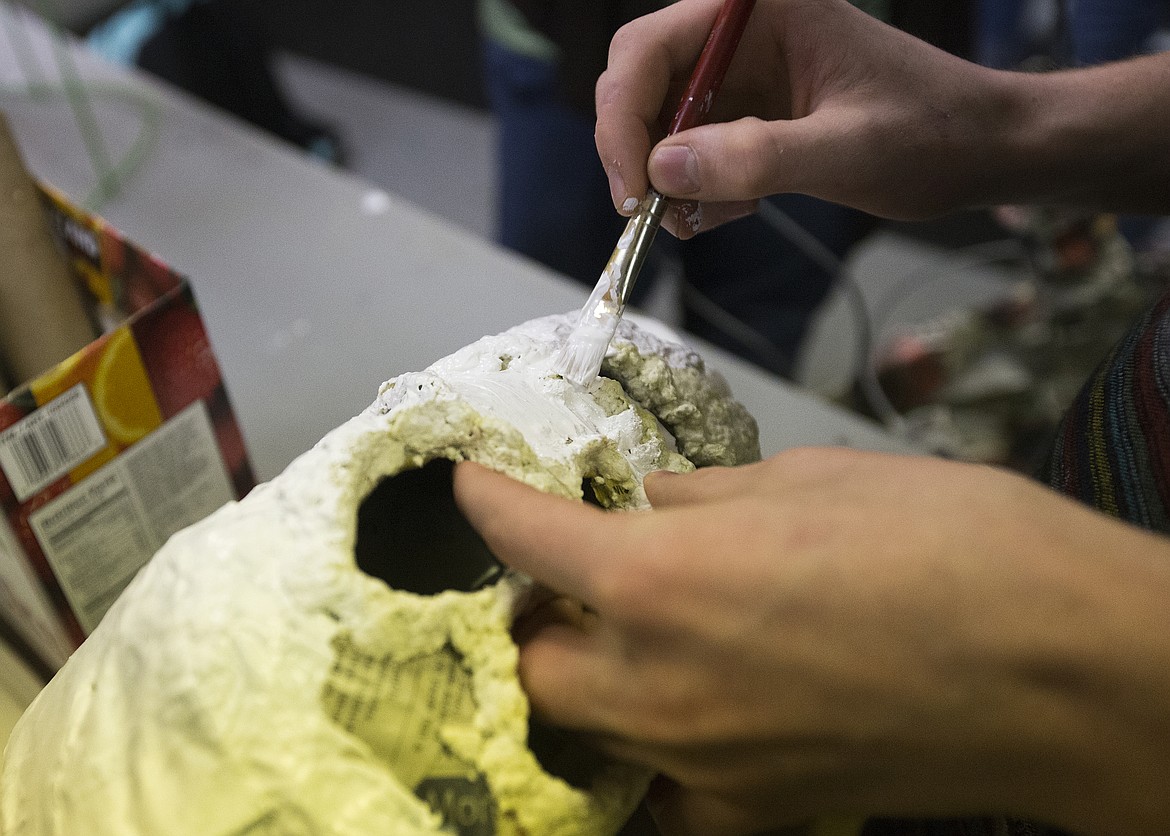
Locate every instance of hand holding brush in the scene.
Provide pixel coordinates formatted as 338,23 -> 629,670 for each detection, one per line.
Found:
553,0 -> 757,386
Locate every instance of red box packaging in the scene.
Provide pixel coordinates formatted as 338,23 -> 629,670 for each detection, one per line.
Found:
0,184 -> 254,676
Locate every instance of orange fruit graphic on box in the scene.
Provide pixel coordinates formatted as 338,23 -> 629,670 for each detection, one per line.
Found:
23,325 -> 164,483
94,327 -> 164,447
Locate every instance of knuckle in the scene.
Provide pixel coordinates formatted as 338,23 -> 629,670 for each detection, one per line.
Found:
722,117 -> 780,197
590,555 -> 658,620
606,674 -> 706,748
606,20 -> 642,62
594,69 -> 621,113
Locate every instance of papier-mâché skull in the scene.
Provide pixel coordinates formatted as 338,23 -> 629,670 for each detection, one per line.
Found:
1,313 -> 759,835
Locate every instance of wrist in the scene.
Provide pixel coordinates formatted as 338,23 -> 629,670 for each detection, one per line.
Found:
985,55 -> 1170,213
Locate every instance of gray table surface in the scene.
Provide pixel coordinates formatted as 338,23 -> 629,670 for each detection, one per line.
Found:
0,6 -> 912,481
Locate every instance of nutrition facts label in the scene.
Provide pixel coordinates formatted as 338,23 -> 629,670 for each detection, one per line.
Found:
29,401 -> 234,634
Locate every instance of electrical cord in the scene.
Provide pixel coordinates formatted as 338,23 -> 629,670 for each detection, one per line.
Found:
753,198 -> 909,431
859,237 -> 1027,436
736,199 -> 1026,441
0,0 -> 162,211
677,281 -> 794,374
867,238 -> 1027,331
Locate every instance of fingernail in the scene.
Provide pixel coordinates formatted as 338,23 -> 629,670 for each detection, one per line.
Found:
621,196 -> 640,213
650,145 -> 700,194
643,469 -> 678,485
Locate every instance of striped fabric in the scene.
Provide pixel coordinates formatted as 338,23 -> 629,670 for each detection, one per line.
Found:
1044,288 -> 1170,532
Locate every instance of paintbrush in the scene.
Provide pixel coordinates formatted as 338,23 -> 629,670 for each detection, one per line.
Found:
553,0 -> 757,386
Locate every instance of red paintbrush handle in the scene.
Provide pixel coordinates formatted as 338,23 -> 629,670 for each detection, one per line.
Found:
668,0 -> 757,136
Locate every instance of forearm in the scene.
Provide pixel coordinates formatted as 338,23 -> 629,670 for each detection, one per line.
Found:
977,52 -> 1170,214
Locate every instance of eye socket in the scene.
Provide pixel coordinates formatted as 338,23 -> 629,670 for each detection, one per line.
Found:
353,458 -> 502,595
581,478 -> 605,507
353,460 -> 611,791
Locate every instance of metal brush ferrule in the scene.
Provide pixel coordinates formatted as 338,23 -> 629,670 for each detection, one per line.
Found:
605,190 -> 668,307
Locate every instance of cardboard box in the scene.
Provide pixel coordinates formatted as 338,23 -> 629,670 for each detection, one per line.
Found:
0,184 -> 255,676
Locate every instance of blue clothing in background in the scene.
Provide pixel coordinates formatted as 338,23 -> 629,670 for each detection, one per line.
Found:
976,0 -> 1066,68
1069,0 -> 1170,247
1069,0 -> 1170,64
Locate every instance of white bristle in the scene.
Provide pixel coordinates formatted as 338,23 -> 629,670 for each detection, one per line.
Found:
553,315 -> 618,386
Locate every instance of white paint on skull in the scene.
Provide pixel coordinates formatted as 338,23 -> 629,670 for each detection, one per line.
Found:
0,312 -> 756,836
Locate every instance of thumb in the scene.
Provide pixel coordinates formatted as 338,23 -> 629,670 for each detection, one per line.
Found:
648,115 -> 832,204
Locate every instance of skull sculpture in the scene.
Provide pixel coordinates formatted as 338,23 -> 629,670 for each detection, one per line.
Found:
1,313 -> 759,835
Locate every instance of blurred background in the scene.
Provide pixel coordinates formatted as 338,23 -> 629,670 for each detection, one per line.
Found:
7,0 -> 1170,480
3,0 -> 1167,470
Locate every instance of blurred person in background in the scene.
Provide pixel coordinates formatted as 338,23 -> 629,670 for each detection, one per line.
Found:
1068,0 -> 1170,252
975,0 -> 1065,68
87,0 -> 341,163
975,0 -> 1170,250
1068,0 -> 1170,65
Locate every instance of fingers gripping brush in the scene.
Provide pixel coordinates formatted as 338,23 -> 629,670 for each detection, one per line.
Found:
553,0 -> 757,386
